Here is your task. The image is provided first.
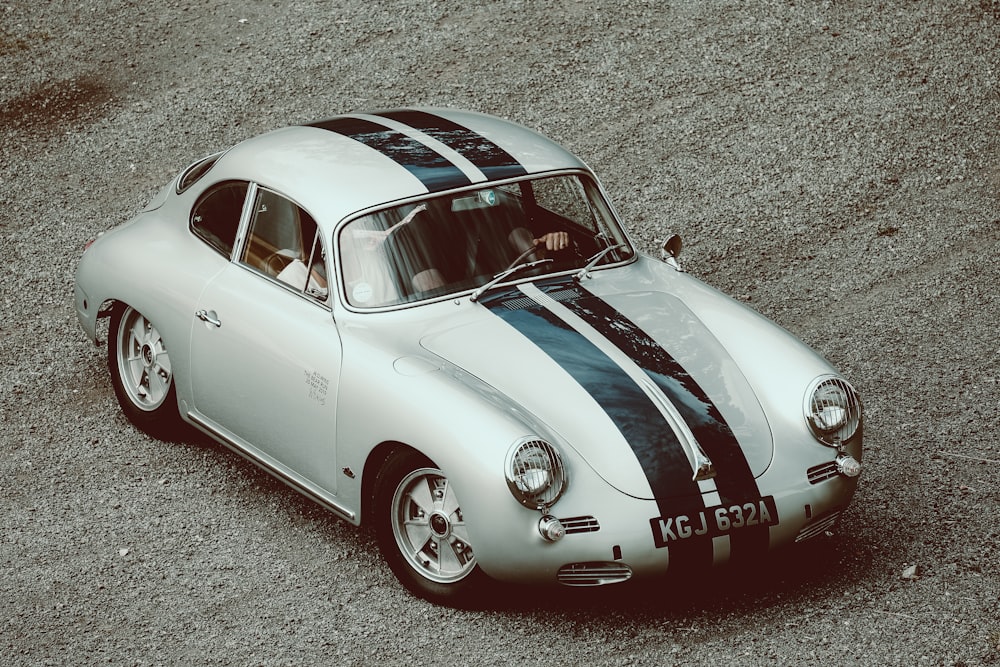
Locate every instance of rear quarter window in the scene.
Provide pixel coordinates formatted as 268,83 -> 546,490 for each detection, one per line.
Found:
177,153 -> 222,193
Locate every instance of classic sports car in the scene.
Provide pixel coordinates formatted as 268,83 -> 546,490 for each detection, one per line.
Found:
75,108 -> 863,604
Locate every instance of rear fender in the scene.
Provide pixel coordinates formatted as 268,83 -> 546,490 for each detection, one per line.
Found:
74,212 -> 227,408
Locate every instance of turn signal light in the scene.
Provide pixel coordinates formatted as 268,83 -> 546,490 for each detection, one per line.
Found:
538,515 -> 566,542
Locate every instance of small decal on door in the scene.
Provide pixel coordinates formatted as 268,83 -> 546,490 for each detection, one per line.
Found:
304,370 -> 329,405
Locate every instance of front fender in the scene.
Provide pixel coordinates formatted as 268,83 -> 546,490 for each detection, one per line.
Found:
336,327 -> 557,540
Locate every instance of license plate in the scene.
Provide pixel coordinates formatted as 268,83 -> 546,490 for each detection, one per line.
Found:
650,496 -> 778,548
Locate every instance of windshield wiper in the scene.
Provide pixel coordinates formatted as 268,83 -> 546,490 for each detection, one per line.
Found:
470,258 -> 553,302
574,243 -> 626,281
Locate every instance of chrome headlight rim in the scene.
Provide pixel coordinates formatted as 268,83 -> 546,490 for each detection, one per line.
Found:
504,437 -> 568,510
804,375 -> 862,447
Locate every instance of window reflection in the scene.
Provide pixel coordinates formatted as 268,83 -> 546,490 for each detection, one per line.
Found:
339,174 -> 632,308
241,188 -> 328,301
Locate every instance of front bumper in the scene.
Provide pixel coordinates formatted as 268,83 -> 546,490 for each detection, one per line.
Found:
471,461 -> 860,586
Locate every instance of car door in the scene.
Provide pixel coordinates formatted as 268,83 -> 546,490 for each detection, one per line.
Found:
188,185 -> 343,495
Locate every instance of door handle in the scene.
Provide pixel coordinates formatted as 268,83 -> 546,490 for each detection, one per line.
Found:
195,309 -> 221,327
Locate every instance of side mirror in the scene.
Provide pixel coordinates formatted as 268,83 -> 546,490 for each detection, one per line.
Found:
660,234 -> 683,271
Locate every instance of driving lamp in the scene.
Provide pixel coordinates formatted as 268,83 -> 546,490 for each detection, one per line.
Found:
805,376 -> 862,446
506,438 -> 567,510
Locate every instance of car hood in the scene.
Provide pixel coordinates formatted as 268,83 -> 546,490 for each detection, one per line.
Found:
419,279 -> 774,500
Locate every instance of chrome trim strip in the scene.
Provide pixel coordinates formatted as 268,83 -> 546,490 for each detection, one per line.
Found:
639,375 -> 717,483
186,411 -> 356,522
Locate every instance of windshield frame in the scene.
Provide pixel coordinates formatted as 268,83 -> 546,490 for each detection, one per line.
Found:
333,169 -> 636,312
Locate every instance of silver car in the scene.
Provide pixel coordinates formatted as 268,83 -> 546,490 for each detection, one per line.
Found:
75,108 -> 863,604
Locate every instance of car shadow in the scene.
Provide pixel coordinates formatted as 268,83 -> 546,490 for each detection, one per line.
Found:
477,535 -> 874,615
161,426 -> 878,617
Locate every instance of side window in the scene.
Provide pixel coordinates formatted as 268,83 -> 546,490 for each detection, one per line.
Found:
191,181 -> 249,257
240,188 -> 328,301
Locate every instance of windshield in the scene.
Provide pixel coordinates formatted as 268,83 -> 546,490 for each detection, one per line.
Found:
338,173 -> 633,308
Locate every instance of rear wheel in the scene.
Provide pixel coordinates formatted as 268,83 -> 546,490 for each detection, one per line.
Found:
374,449 -> 486,604
108,304 -> 181,439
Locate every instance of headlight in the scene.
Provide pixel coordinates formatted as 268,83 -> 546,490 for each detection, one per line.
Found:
505,437 -> 567,510
805,376 -> 862,446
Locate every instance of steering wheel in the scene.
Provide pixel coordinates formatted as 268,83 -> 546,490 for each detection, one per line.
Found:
264,251 -> 295,276
502,237 -> 581,273
503,244 -> 542,272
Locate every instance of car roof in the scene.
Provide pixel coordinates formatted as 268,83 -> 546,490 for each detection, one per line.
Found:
209,108 -> 589,227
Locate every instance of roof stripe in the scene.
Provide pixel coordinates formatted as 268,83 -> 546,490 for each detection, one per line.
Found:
375,109 -> 529,181
308,116 -> 472,192
351,113 -> 488,184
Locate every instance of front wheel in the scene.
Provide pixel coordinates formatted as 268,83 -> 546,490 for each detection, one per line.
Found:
107,304 -> 182,439
374,449 -> 487,604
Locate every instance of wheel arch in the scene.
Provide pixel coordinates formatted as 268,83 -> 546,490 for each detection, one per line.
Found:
105,301 -> 187,439
93,297 -> 121,338
347,358 -> 552,532
360,440 -> 433,526
97,294 -> 195,410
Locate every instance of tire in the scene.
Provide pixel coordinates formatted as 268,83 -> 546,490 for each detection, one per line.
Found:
374,448 -> 487,605
107,304 -> 182,439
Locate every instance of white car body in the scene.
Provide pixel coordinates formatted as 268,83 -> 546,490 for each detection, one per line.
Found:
75,108 -> 862,602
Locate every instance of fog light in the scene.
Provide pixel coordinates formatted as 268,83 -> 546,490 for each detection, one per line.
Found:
836,454 -> 862,478
538,515 -> 565,542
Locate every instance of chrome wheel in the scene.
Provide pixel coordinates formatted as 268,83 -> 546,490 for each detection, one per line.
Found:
390,467 -> 476,584
115,306 -> 173,411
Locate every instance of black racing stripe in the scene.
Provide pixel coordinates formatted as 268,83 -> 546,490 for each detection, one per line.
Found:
309,117 -> 472,192
561,283 -> 771,563
481,288 -> 713,572
375,109 -> 529,181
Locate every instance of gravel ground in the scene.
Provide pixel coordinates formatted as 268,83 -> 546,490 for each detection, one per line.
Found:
2,1 -> 998,665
